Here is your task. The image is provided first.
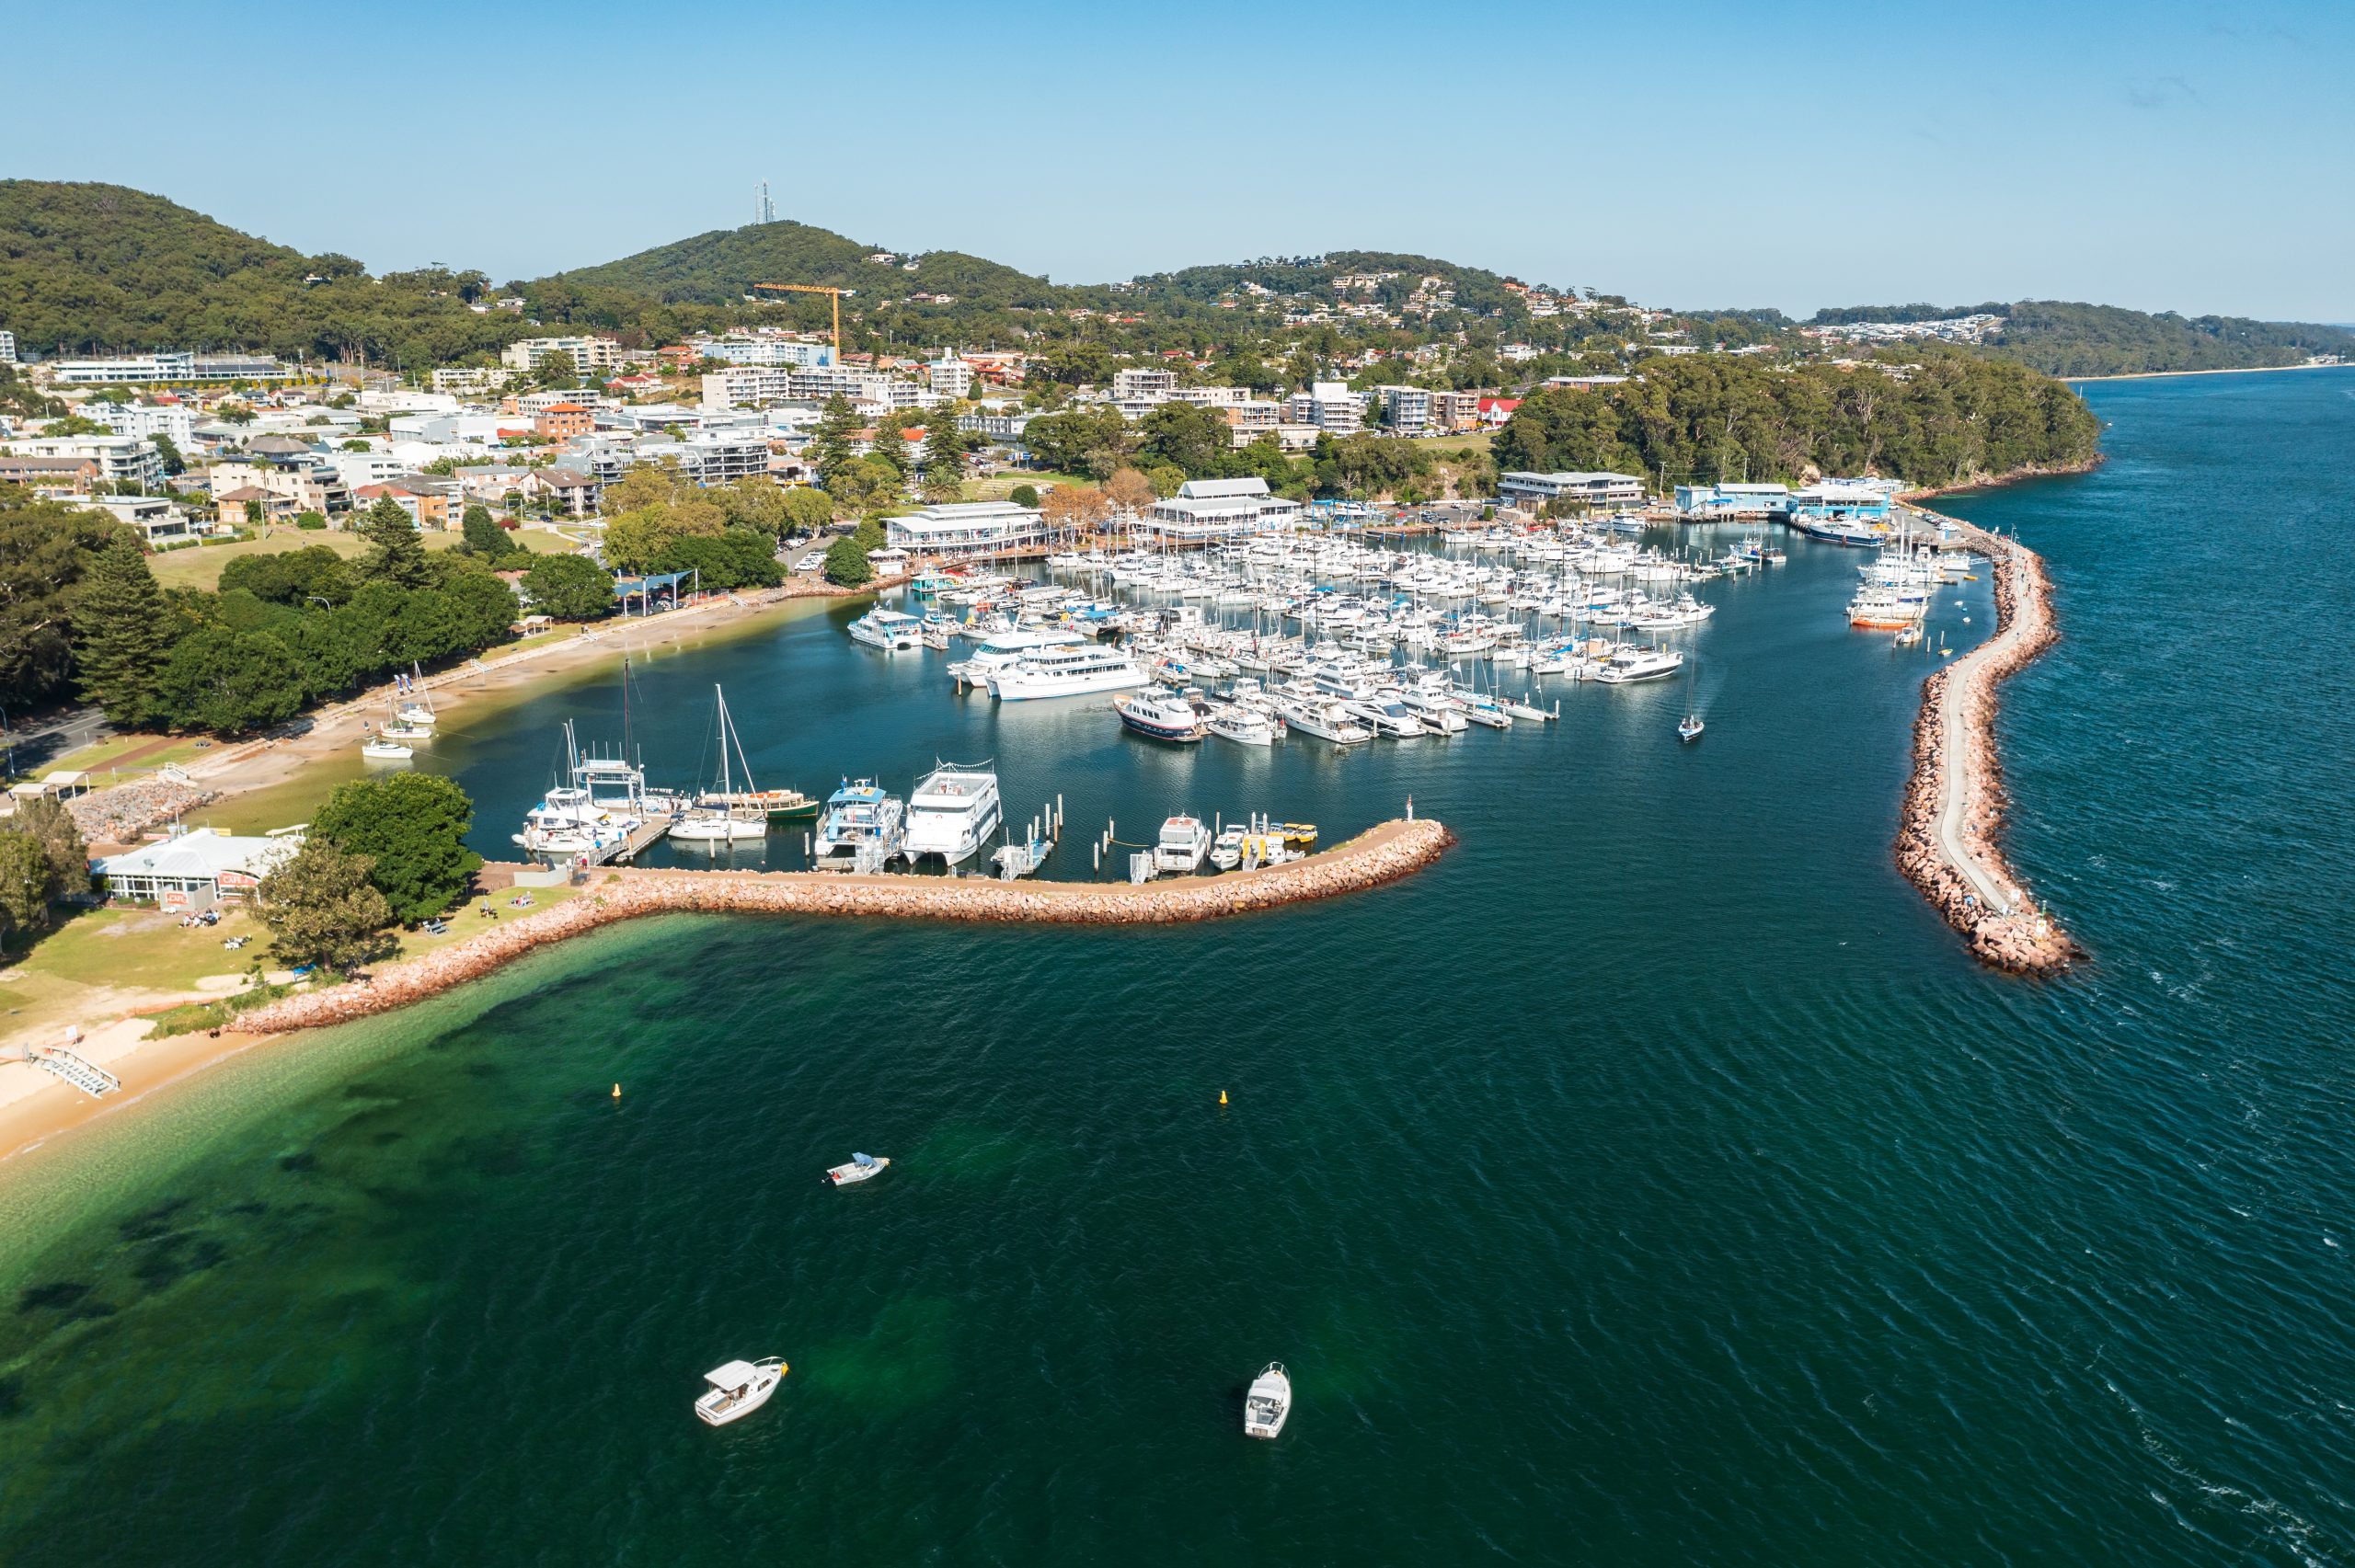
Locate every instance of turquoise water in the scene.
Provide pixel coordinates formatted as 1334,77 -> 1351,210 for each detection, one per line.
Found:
4,371 -> 2350,1564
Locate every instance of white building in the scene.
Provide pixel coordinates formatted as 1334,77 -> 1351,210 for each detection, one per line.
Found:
686,335 -> 833,370
500,336 -> 622,374
328,450 -> 415,490
1497,470 -> 1648,509
925,355 -> 973,398
85,400 -> 196,448
1287,382 -> 1365,436
1142,477 -> 1304,544
358,388 -> 460,418
47,351 -> 292,385
0,330 -> 16,365
95,829 -> 300,910
883,499 -> 1047,558
82,493 -> 198,545
1377,384 -> 1434,435
1111,367 -> 1178,402
2,432 -> 164,489
431,366 -> 515,397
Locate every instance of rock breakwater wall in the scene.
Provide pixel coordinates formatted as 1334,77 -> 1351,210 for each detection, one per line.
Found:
241,818 -> 1453,1033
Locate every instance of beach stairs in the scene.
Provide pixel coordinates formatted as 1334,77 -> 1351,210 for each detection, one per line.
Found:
17,1046 -> 121,1099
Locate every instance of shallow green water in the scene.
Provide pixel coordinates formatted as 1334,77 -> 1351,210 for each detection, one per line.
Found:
4,371 -> 2350,1565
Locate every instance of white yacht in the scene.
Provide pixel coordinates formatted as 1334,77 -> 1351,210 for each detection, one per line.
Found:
848,608 -> 923,651
1154,815 -> 1212,874
1592,646 -> 1685,683
1346,694 -> 1424,739
902,764 -> 1003,865
987,645 -> 1149,701
1275,694 -> 1373,745
695,1357 -> 786,1426
1204,704 -> 1280,746
672,686 -> 766,842
1209,825 -> 1246,871
946,626 -> 1086,685
823,1152 -> 890,1185
1112,688 -> 1208,743
1243,1362 -> 1292,1439
814,779 -> 906,864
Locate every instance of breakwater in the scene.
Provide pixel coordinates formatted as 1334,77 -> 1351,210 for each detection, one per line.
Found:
239,818 -> 1453,1033
1894,510 -> 2079,974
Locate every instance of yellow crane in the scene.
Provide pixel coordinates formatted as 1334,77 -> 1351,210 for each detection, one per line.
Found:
751,282 -> 854,361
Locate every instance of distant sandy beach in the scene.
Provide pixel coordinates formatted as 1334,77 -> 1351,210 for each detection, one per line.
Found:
2065,361 -> 2351,383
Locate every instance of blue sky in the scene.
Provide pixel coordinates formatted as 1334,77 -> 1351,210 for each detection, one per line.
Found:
12,0 -> 2350,320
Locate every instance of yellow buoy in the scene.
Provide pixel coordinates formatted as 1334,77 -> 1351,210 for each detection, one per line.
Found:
611,1083 -> 622,1099
1219,1089 -> 1228,1105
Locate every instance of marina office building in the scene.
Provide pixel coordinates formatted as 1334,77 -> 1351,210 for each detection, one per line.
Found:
883,499 -> 1049,558
1672,482 -> 1793,519
1141,477 -> 1305,544
1497,470 -> 1648,509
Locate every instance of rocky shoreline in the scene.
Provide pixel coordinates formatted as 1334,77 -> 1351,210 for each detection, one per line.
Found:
239,818 -> 1454,1034
1893,514 -> 2081,975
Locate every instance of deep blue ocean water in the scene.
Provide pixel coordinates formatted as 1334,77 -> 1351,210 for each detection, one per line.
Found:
2,369 -> 2349,1565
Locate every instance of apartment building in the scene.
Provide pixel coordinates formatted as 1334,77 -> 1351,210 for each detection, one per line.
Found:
687,336 -> 834,370
0,330 -> 16,365
1377,384 -> 1434,435
925,355 -> 973,397
534,403 -> 596,440
1429,389 -> 1481,432
500,336 -> 623,374
1286,382 -> 1365,436
86,400 -> 197,448
431,366 -> 516,397
1,432 -> 164,489
1111,367 -> 1178,402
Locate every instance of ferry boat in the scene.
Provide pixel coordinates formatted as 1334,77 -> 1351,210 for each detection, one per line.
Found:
1112,689 -> 1208,743
1154,815 -> 1212,874
902,764 -> 1003,864
695,1358 -> 786,1426
823,1152 -> 890,1185
814,779 -> 905,864
1243,1362 -> 1292,1439
987,645 -> 1149,702
945,626 -> 1086,686
847,608 -> 924,651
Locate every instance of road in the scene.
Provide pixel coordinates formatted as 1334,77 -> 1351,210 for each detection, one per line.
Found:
2,706 -> 111,779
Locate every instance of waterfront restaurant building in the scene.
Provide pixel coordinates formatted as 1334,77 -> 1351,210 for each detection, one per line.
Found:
1784,481 -> 1894,522
882,500 -> 1048,559
1141,478 -> 1304,544
1497,471 -> 1648,510
95,830 -> 299,911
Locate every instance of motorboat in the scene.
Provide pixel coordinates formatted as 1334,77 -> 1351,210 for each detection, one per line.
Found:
1846,586 -> 1925,630
902,763 -> 1003,864
1591,646 -> 1684,683
1112,688 -> 1208,743
847,608 -> 924,651
1679,714 -> 1706,742
695,1357 -> 787,1426
814,779 -> 905,864
1154,815 -> 1212,874
1209,825 -> 1246,871
1346,694 -> 1424,739
988,645 -> 1149,701
1204,704 -> 1280,746
1243,1362 -> 1292,1439
824,1152 -> 890,1185
1273,694 -> 1373,745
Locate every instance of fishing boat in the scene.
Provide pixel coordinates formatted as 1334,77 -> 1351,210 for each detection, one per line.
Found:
672,686 -> 766,842
695,1357 -> 787,1426
823,1152 -> 890,1185
1243,1362 -> 1292,1439
814,779 -> 905,864
1154,815 -> 1212,874
847,607 -> 924,651
1112,689 -> 1208,743
902,763 -> 1003,865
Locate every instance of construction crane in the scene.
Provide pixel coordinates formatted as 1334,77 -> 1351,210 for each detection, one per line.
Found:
751,282 -> 854,361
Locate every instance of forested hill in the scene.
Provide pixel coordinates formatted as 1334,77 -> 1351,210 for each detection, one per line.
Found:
0,180 -> 520,365
1810,299 -> 2355,376
536,220 -> 1065,309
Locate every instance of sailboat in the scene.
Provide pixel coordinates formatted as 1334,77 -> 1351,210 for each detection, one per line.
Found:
396,662 -> 437,727
671,686 -> 766,842
1677,650 -> 1704,741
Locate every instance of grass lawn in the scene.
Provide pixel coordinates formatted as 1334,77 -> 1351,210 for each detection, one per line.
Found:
1421,432 -> 1495,457
15,905 -> 274,997
968,470 -> 1090,500
147,525 -> 478,590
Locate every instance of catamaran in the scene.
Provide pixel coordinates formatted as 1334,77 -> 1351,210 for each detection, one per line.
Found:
901,763 -> 1003,865
814,779 -> 905,864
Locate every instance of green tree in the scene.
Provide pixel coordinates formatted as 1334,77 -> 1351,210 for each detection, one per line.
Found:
810,394 -> 861,486
521,554 -> 615,620
459,502 -> 508,557
71,533 -> 172,725
821,456 -> 900,516
310,773 -> 483,923
254,838 -> 398,974
356,496 -> 431,588
0,488 -> 127,711
712,479 -> 792,537
1007,483 -> 1039,509
151,432 -> 186,476
778,486 -> 834,535
154,625 -> 304,733
0,830 -> 52,950
822,536 -> 875,587
294,509 -> 327,530
10,795 -> 89,902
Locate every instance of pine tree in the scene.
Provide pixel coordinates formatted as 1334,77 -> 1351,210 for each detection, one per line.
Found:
356,496 -> 431,588
923,408 -> 964,490
811,394 -> 860,487
72,534 -> 172,726
460,503 -> 507,558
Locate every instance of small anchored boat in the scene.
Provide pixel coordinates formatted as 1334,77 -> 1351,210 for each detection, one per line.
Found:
1243,1362 -> 1292,1439
695,1356 -> 786,1426
824,1152 -> 890,1185
360,737 -> 413,761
